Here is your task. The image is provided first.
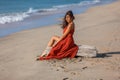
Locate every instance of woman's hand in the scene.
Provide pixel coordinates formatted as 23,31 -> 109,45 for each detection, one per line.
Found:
56,38 -> 61,43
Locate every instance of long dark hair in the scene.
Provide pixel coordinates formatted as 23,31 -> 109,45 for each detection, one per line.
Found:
61,10 -> 75,29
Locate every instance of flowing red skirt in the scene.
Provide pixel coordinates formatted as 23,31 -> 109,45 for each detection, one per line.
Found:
39,27 -> 78,60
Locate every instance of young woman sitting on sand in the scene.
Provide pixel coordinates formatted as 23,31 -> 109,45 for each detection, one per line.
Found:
37,10 -> 79,60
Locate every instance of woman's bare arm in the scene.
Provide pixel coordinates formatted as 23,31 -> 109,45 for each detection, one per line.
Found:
59,22 -> 74,41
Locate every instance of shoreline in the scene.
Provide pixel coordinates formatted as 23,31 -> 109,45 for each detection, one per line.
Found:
0,0 -> 120,52
0,0 -> 120,80
0,0 -> 116,38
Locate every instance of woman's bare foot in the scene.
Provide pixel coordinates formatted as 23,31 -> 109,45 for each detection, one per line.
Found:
36,50 -> 48,58
36,46 -> 51,61
36,57 -> 40,61
40,50 -> 49,57
36,52 -> 47,61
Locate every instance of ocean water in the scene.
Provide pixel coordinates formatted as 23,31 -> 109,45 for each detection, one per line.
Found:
0,0 -> 116,37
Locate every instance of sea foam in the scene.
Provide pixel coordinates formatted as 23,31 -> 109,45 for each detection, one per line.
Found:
0,0 -> 101,24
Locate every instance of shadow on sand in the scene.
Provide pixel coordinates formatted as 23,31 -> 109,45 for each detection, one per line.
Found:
75,52 -> 120,58
96,52 -> 120,58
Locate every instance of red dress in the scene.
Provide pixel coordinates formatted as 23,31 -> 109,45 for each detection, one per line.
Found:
40,26 -> 78,60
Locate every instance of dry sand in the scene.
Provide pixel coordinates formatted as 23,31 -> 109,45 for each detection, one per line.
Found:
0,0 -> 120,80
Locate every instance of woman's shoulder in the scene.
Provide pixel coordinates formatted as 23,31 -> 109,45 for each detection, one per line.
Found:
70,22 -> 75,28
67,22 -> 74,31
69,22 -> 74,25
68,22 -> 74,27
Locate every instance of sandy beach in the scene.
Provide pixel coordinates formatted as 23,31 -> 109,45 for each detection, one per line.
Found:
0,0 -> 120,80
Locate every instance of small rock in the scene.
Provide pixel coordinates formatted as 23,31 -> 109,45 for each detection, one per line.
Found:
63,77 -> 69,80
78,58 -> 82,62
56,69 -> 59,71
60,66 -> 65,69
64,69 -> 69,72
82,66 -> 88,70
71,72 -> 76,75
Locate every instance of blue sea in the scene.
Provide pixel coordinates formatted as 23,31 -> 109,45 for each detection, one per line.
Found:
0,0 -> 116,37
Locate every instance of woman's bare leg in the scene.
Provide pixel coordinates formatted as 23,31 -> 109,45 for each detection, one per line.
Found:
47,35 -> 60,47
40,35 -> 60,57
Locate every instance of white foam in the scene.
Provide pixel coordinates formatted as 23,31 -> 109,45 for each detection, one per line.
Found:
40,8 -> 57,12
0,7 -> 58,24
79,0 -> 101,6
26,7 -> 38,14
0,13 -> 30,24
0,0 -> 101,24
54,0 -> 101,9
94,0 -> 101,3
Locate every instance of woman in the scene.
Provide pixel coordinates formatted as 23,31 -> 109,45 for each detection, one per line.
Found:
37,10 -> 78,60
